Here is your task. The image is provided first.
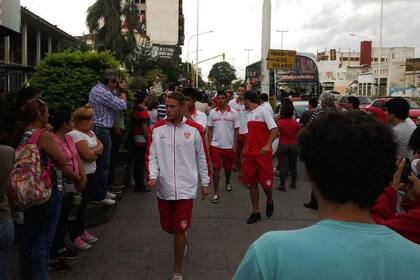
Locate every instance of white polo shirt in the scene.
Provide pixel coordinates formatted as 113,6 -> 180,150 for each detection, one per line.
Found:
207,106 -> 240,149
191,108 -> 208,130
228,97 -> 248,135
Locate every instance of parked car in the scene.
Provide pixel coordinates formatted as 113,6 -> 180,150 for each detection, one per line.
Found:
337,96 -> 373,111
365,97 -> 420,125
274,100 -> 309,122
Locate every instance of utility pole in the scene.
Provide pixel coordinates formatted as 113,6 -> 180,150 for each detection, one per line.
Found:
195,0 -> 200,88
378,0 -> 384,96
261,0 -> 271,94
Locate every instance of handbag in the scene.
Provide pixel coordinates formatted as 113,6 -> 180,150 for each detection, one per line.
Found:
8,129 -> 52,209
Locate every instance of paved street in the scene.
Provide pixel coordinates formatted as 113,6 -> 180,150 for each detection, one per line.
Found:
49,162 -> 317,280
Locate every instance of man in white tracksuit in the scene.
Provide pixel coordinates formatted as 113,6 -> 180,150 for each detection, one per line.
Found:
146,92 -> 210,280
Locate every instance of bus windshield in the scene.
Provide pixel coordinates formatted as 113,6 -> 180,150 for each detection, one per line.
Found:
275,54 -> 320,100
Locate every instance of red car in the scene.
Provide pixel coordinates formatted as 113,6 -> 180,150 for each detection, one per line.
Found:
337,96 -> 373,111
365,98 -> 420,125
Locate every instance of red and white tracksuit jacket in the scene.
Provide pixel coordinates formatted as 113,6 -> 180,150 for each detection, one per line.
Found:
146,117 -> 211,200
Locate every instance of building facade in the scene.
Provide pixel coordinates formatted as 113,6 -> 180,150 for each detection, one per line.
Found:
317,45 -> 415,96
0,4 -> 76,93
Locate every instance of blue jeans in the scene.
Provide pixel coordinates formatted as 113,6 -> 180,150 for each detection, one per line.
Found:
0,217 -> 14,280
20,186 -> 61,280
92,127 -> 112,201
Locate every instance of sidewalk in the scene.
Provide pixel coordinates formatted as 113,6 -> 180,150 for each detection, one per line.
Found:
48,161 -> 317,280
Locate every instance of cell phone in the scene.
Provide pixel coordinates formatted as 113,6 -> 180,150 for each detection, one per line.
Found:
400,158 -> 412,183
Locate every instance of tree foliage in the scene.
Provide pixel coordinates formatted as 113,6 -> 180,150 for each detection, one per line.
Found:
208,62 -> 237,90
86,0 -> 138,62
29,51 -> 121,111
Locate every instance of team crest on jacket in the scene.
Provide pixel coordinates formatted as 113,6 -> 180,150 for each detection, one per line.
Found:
184,131 -> 191,139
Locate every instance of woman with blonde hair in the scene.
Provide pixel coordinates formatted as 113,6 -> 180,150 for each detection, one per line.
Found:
67,105 -> 104,251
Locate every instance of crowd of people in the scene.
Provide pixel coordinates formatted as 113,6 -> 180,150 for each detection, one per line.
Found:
1,68 -> 420,280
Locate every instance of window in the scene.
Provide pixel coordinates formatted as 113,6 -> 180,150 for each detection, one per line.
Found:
367,83 -> 372,96
141,0 -> 145,3
134,0 -> 140,3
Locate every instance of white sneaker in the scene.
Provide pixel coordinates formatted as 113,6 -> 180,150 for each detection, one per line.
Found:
211,194 -> 220,203
106,192 -> 117,199
171,273 -> 183,280
91,198 -> 116,206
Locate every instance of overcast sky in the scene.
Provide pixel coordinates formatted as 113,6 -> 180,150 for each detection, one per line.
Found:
20,0 -> 420,80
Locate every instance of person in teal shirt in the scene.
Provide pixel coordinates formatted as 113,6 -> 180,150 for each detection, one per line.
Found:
234,111 -> 420,280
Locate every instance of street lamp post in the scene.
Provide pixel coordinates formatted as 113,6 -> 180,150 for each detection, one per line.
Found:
244,48 -> 252,66
261,0 -> 271,94
275,29 -> 289,49
196,0 -> 199,88
186,31 -> 213,73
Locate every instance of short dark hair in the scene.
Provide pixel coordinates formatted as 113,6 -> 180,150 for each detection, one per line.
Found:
217,90 -> 227,97
260,93 -> 269,102
135,90 -> 147,105
182,87 -> 198,101
158,95 -> 165,104
347,96 -> 360,109
167,91 -> 185,105
383,97 -> 410,120
309,97 -> 318,108
16,85 -> 42,109
244,91 -> 259,104
50,110 -> 71,132
280,104 -> 294,119
409,126 -> 420,151
298,111 -> 396,208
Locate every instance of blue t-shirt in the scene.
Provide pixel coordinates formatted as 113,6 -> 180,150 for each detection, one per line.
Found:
234,220 -> 420,280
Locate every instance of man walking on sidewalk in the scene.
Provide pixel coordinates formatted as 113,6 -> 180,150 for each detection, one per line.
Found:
228,85 -> 248,180
241,91 -> 278,224
207,90 -> 240,203
146,92 -> 210,280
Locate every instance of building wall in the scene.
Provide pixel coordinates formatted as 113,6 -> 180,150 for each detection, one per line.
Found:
146,0 -> 179,46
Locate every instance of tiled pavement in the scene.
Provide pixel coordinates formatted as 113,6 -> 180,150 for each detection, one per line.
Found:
45,161 -> 317,280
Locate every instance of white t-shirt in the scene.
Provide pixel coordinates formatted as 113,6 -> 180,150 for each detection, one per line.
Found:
229,97 -> 248,135
67,130 -> 98,174
192,108 -> 208,130
393,120 -> 416,159
207,106 -> 240,149
261,102 -> 274,116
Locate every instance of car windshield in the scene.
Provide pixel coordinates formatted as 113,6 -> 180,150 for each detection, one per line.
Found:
294,106 -> 307,118
358,96 -> 373,104
408,100 -> 420,109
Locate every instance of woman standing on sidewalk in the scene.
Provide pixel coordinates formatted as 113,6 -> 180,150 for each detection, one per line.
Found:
276,104 -> 300,192
49,110 -> 86,272
67,105 -> 103,250
15,98 -> 82,280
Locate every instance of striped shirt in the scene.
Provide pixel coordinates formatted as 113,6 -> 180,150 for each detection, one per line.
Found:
88,83 -> 127,128
157,104 -> 166,120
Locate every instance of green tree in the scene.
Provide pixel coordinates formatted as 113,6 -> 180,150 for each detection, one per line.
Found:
29,51 -> 121,111
86,0 -> 138,62
125,41 -> 158,76
208,61 -> 237,90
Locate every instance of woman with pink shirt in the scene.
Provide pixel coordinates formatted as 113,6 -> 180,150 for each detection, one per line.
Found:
49,110 -> 87,272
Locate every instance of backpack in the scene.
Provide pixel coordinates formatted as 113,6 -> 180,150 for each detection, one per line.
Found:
8,129 -> 52,209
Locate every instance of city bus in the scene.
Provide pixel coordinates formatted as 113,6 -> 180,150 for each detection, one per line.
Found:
245,53 -> 321,100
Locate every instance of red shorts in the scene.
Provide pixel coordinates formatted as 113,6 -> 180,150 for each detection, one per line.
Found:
157,198 -> 193,234
241,153 -> 274,189
209,146 -> 235,171
236,134 -> 248,159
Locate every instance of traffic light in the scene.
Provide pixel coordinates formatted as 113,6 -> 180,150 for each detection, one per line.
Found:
222,53 -> 225,60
